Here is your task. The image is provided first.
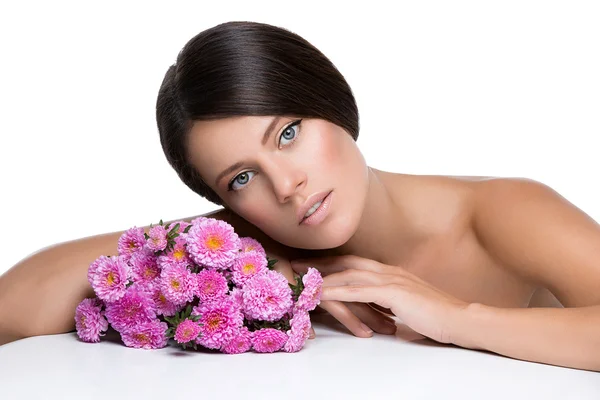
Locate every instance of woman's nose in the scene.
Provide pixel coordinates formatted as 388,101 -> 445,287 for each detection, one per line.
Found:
267,159 -> 307,203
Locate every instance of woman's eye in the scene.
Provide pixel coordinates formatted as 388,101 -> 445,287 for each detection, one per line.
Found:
278,120 -> 301,147
228,171 -> 255,191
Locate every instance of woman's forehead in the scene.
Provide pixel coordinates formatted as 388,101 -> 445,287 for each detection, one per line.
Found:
187,116 -> 279,180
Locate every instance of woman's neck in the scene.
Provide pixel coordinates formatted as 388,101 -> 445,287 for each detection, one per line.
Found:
332,168 -> 428,264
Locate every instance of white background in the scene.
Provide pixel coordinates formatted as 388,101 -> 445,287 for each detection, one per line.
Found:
1,1 -> 599,274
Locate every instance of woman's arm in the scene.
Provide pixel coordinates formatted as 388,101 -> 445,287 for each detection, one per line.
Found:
0,208 -> 301,346
459,178 -> 600,370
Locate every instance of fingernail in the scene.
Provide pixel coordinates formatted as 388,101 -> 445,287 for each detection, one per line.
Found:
360,323 -> 373,334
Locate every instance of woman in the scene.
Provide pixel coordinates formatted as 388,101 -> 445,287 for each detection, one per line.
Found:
1,21 -> 599,371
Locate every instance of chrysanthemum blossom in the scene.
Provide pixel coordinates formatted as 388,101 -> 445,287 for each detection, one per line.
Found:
75,298 -> 108,343
92,255 -> 130,303
242,270 -> 293,321
192,298 -> 243,350
239,237 -> 267,258
230,288 -> 244,309
185,218 -> 241,269
159,265 -> 196,306
104,286 -> 157,333
140,283 -> 180,317
130,248 -> 160,284
195,269 -> 228,303
87,256 -> 104,286
120,319 -> 168,349
222,327 -> 253,354
175,319 -> 201,344
295,267 -> 323,312
147,225 -> 168,252
252,328 -> 288,353
231,251 -> 268,286
167,220 -> 192,234
157,236 -> 191,270
117,227 -> 146,262
283,310 -> 311,353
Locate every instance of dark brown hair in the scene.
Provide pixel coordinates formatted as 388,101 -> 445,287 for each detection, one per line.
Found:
156,21 -> 359,206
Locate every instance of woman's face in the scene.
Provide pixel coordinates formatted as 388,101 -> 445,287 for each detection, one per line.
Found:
187,116 -> 369,249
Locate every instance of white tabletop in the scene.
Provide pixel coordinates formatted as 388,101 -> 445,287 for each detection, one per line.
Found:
1,315 -> 598,400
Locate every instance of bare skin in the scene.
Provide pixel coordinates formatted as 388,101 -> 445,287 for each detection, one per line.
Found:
1,116 -> 598,371
299,172 -> 553,307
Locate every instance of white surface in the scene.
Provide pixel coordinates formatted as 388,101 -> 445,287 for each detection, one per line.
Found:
1,316 -> 598,399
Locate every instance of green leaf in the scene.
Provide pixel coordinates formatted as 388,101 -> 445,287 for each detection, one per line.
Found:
267,258 -> 278,270
144,233 -> 150,240
183,225 -> 192,234
169,223 -> 180,236
159,219 -> 164,226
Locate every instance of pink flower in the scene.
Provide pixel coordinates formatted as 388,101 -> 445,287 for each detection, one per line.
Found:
283,310 -> 311,353
185,218 -> 241,269
130,248 -> 160,284
159,265 -> 196,306
252,328 -> 287,353
295,268 -> 323,312
157,236 -> 191,270
230,287 -> 244,309
75,298 -> 108,343
242,270 -> 293,321
92,255 -> 130,303
195,269 -> 228,303
147,225 -> 168,252
231,252 -> 267,286
87,256 -> 103,286
104,286 -> 157,333
192,298 -> 243,350
174,319 -> 201,344
239,237 -> 266,258
117,227 -> 146,262
120,319 -> 168,349
166,220 -> 191,234
222,327 -> 253,354
141,283 -> 180,317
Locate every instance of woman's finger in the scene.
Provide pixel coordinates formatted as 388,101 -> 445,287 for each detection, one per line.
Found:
323,269 -> 399,287
321,284 -> 399,310
317,300 -> 375,337
291,255 -> 391,275
345,302 -> 397,335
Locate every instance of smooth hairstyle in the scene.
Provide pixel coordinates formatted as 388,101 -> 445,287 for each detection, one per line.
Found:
156,21 -> 359,206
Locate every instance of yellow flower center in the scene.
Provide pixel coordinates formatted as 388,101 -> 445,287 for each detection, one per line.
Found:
170,279 -> 180,290
106,272 -> 116,286
174,248 -> 185,260
204,282 -> 213,293
79,315 -> 87,329
158,294 -> 167,304
206,235 -> 223,250
144,267 -> 156,279
134,333 -> 150,345
247,246 -> 254,251
128,241 -> 136,249
242,264 -> 256,275
207,315 -> 221,330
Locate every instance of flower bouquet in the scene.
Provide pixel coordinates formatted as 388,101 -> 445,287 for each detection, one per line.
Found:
75,216 -> 322,353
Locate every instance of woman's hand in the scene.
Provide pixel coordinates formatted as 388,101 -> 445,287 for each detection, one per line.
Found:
292,255 -> 469,344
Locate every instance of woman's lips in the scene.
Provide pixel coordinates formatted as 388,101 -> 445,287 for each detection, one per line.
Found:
300,191 -> 333,226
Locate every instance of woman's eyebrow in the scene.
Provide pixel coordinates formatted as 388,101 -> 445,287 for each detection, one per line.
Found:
214,116 -> 283,186
261,116 -> 282,145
